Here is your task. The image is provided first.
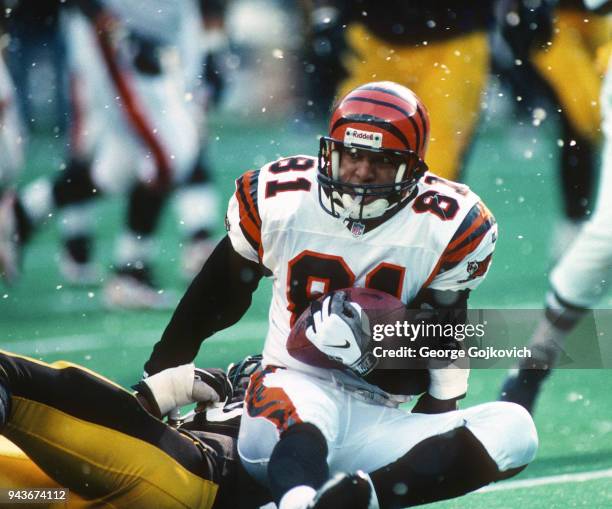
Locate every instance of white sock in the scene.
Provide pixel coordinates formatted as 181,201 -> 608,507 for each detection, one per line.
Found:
174,184 -> 219,237
59,203 -> 95,238
21,178 -> 53,224
521,291 -> 584,369
114,231 -> 155,269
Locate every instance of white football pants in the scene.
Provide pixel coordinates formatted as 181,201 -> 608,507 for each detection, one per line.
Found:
238,368 -> 538,487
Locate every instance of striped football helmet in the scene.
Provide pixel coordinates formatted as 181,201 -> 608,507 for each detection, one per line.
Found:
318,81 -> 430,221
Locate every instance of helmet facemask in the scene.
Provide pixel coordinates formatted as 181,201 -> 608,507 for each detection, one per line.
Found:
317,136 -> 427,222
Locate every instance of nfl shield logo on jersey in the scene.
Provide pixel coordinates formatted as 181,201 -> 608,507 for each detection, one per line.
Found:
350,222 -> 366,237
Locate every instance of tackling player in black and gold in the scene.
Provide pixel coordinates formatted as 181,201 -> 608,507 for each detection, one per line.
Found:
0,351 -> 268,509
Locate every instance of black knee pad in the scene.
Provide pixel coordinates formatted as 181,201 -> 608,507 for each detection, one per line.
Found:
52,159 -> 100,206
268,422 -> 329,503
127,183 -> 169,235
64,234 -> 93,264
185,158 -> 213,185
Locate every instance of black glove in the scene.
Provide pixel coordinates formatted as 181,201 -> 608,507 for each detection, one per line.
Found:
227,354 -> 262,403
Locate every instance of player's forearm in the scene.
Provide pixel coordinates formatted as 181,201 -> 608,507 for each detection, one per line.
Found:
145,236 -> 262,375
410,288 -> 471,401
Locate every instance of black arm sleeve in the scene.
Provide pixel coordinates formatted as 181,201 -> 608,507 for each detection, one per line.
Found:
144,236 -> 263,375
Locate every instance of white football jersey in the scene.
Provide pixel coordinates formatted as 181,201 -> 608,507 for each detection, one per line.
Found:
62,8 -> 199,190
226,155 -> 497,371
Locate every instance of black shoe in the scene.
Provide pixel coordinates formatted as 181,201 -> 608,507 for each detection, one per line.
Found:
500,368 -> 550,414
308,472 -> 374,509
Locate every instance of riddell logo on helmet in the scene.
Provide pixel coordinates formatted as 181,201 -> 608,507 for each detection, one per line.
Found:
344,128 -> 383,149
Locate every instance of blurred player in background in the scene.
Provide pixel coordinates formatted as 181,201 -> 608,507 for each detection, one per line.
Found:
303,0 -> 494,181
493,0 -> 608,253
171,0 -> 228,280
0,0 -> 228,308
59,0 -> 227,297
303,0 -> 606,253
0,48 -> 24,194
143,81 -> 537,509
501,0 -> 612,413
3,0 -> 68,134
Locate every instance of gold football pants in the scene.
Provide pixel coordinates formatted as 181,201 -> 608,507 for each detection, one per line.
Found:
0,351 -> 218,509
339,24 -> 490,181
339,12 -> 610,180
532,9 -> 610,144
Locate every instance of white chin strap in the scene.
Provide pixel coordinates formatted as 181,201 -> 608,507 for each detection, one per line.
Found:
330,148 -> 407,220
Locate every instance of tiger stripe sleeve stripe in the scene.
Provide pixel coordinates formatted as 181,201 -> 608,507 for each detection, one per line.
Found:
234,170 -> 262,255
421,202 -> 496,289
446,202 -> 493,252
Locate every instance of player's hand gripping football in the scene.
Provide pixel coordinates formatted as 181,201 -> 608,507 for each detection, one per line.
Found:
134,364 -> 232,418
305,291 -> 371,371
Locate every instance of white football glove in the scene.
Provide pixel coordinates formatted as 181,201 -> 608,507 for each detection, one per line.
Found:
305,291 -> 373,375
134,363 -> 232,418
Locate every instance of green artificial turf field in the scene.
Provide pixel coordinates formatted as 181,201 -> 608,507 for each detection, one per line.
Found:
1,111 -> 611,508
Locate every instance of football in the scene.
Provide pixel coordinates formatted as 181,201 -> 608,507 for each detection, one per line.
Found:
286,287 -> 408,371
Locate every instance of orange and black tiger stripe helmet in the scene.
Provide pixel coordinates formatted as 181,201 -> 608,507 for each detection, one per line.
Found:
329,81 -> 430,159
318,81 -> 430,221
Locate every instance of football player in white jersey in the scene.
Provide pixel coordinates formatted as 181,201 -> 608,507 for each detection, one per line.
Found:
501,0 -> 612,414
0,0 -> 223,305
142,82 -> 538,508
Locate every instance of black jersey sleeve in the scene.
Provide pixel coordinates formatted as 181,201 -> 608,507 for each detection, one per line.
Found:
144,236 -> 263,375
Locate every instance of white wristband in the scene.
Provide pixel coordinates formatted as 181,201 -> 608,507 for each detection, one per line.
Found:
142,363 -> 195,416
428,367 -> 470,400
